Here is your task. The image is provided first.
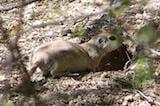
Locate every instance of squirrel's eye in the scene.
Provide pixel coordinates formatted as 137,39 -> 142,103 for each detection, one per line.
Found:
109,36 -> 116,40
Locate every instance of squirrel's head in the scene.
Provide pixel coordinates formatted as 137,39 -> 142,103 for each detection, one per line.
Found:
89,33 -> 116,52
96,35 -> 115,49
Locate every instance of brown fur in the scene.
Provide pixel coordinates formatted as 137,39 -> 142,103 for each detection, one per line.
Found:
29,33 -> 115,77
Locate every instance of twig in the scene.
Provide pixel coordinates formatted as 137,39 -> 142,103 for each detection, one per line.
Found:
14,0 -> 30,77
3,0 -> 31,79
123,51 -> 132,71
144,45 -> 160,59
135,89 -> 160,106
112,24 -> 160,59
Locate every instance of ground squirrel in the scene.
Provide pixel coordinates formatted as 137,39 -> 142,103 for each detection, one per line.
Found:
29,33 -> 116,77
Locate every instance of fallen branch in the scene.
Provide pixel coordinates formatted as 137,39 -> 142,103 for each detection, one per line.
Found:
135,89 -> 160,106
145,46 -> 160,59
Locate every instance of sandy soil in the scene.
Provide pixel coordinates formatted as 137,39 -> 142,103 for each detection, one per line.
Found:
0,0 -> 160,105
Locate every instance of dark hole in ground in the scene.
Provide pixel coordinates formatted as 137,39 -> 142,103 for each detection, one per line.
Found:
99,44 -> 132,71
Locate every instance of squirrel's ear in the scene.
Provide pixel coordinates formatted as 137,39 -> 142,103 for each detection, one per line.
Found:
97,37 -> 103,44
96,37 -> 105,48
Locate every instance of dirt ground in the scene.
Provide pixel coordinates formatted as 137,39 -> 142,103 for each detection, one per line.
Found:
0,0 -> 160,106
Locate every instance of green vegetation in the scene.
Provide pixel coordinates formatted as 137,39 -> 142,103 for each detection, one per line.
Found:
137,22 -> 157,44
73,25 -> 84,37
1,100 -> 13,106
133,57 -> 155,89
